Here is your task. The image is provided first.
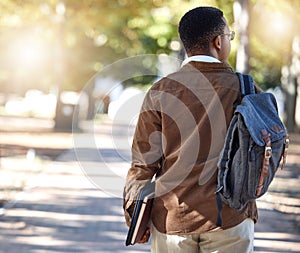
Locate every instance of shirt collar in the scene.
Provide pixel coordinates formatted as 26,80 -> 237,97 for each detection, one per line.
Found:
181,55 -> 221,66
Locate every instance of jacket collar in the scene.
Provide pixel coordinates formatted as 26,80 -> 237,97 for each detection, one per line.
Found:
181,55 -> 220,66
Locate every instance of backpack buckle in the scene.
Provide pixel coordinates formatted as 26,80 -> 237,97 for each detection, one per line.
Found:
264,146 -> 272,159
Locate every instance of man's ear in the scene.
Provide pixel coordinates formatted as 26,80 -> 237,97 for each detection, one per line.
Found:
213,36 -> 222,50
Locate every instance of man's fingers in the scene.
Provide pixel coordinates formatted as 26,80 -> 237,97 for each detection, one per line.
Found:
137,228 -> 151,244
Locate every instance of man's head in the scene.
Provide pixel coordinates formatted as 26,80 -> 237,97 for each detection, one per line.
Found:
178,6 -> 233,62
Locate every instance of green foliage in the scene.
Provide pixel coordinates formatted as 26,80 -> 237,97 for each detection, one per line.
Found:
0,0 -> 298,93
249,0 -> 299,89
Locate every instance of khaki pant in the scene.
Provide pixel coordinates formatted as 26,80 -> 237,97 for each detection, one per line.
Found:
151,218 -> 254,253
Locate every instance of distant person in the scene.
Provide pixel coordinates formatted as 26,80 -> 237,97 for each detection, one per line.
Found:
124,6 -> 257,253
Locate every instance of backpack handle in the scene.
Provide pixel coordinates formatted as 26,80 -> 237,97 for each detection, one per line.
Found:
236,72 -> 255,96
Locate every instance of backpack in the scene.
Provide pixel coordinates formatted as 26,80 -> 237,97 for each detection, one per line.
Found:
215,73 -> 289,226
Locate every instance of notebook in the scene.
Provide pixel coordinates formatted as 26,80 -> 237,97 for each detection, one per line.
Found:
125,181 -> 155,246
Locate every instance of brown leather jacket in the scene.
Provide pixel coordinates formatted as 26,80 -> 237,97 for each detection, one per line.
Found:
123,61 -> 257,235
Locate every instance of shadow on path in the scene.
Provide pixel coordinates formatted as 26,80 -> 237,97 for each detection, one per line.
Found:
0,186 -> 149,253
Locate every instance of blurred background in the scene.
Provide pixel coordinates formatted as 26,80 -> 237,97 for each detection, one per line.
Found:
0,1 -> 299,252
0,0 -> 299,131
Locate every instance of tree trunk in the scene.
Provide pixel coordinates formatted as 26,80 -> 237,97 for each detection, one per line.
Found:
282,36 -> 300,133
234,0 -> 251,74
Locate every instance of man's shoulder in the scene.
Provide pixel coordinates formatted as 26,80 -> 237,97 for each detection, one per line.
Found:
149,63 -> 238,93
150,70 -> 183,90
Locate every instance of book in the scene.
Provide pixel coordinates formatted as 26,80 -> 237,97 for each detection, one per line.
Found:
125,181 -> 155,246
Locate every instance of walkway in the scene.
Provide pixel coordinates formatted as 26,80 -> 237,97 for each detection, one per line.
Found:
0,118 -> 299,252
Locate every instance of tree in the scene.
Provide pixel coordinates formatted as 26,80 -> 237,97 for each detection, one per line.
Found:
248,0 -> 299,89
234,0 -> 251,74
1,0 -> 300,126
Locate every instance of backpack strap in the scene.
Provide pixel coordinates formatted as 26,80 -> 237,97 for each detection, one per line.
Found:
216,192 -> 223,227
236,72 -> 255,96
256,129 -> 272,196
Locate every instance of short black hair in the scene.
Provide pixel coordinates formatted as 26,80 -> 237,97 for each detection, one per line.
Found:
178,7 -> 226,53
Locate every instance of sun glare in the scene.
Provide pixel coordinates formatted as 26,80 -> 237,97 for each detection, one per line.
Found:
270,13 -> 290,36
11,37 -> 47,68
21,44 -> 42,65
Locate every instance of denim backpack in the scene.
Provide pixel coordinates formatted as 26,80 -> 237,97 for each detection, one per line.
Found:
216,73 -> 289,226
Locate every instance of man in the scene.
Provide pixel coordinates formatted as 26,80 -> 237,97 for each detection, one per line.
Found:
123,6 -> 257,253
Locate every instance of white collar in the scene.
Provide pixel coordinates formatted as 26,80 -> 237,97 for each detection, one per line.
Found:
181,55 -> 221,66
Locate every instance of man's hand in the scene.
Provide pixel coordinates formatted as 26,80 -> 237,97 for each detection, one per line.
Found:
137,227 -> 151,244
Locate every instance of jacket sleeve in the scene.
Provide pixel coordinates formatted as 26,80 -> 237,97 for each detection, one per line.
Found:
123,88 -> 163,226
